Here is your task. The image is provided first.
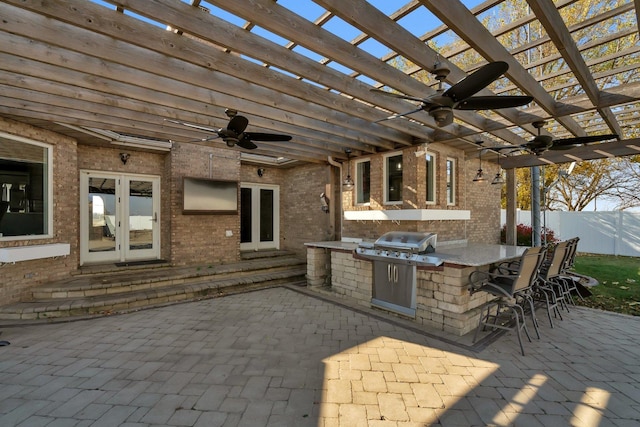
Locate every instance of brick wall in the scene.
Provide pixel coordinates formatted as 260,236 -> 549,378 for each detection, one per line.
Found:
77,145 -> 171,261
342,144 -> 502,244
170,142 -> 240,265
0,118 -> 78,304
240,162 -> 334,258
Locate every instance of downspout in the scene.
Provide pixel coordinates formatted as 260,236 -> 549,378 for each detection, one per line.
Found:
328,156 -> 343,240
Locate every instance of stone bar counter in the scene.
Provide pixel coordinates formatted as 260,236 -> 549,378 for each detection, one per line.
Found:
305,240 -> 527,336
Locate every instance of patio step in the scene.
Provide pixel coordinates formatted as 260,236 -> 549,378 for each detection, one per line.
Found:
0,254 -> 307,324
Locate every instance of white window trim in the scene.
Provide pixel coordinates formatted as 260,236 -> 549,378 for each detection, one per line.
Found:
0,131 -> 53,241
354,157 -> 371,206
383,151 -> 403,205
425,151 -> 436,205
446,157 -> 456,206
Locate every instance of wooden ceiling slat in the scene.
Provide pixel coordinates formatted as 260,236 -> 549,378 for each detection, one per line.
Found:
0,0 -> 637,166
419,0 -> 586,139
313,0 -> 532,146
526,0 -> 622,137
200,0 -> 526,142
0,37 -> 380,157
0,3 -> 396,155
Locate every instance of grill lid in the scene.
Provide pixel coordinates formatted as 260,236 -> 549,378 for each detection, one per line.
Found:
373,231 -> 437,254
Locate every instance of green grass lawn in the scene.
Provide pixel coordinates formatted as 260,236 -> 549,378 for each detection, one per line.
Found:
572,254 -> 640,316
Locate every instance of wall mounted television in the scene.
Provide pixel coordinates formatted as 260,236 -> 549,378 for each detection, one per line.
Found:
182,177 -> 238,214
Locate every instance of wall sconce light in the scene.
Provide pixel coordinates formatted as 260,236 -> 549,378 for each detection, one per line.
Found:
473,150 -> 486,182
342,149 -> 354,191
257,168 -> 265,177
120,153 -> 130,165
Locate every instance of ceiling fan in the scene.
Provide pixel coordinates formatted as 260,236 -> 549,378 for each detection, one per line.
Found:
371,61 -> 533,127
167,109 -> 292,150
485,121 -> 618,155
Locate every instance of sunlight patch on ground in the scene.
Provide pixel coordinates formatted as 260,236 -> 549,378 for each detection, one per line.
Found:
571,387 -> 611,426
319,336 -> 499,425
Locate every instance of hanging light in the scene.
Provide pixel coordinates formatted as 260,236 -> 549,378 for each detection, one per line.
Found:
491,152 -> 505,185
473,150 -> 486,182
342,148 -> 354,191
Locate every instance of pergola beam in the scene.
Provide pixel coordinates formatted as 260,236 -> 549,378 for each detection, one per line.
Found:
526,0 -> 622,137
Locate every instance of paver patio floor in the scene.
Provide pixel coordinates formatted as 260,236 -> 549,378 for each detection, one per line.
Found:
1,286 -> 639,426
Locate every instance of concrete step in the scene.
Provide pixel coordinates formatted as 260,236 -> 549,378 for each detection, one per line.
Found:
33,255 -> 305,299
0,254 -> 307,325
240,249 -> 296,260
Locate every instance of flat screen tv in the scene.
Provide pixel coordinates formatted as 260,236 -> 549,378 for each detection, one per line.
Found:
182,177 -> 238,214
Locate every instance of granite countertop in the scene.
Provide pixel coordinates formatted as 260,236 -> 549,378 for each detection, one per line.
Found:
305,240 -> 527,267
434,242 -> 527,267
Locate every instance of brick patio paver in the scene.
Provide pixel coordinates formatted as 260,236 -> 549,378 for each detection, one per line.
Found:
1,286 -> 639,426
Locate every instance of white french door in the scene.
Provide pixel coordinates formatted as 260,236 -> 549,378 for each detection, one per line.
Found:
240,183 -> 280,251
80,171 -> 160,265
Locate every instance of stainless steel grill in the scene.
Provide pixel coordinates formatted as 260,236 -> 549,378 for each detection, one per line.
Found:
354,231 -> 442,318
355,231 -> 442,266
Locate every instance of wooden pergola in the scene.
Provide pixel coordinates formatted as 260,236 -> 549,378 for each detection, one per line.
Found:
1,0 -> 639,167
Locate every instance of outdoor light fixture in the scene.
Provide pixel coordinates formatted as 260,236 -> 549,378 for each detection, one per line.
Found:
491,152 -> 505,185
342,149 -> 354,191
257,168 -> 265,177
473,150 -> 486,182
120,152 -> 130,165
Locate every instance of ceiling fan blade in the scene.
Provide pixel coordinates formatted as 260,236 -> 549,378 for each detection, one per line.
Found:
185,135 -> 220,143
485,145 -> 524,153
455,95 -> 534,110
374,106 -> 426,123
236,137 -> 258,150
227,115 -> 249,134
164,118 -> 219,133
549,134 -> 618,150
443,61 -> 509,102
370,88 -> 428,104
243,132 -> 292,142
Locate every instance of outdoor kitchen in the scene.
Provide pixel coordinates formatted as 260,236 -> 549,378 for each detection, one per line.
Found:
305,232 -> 527,336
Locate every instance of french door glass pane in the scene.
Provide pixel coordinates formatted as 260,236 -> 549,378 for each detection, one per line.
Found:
88,177 -> 116,253
259,189 -> 274,242
128,180 -> 153,250
356,161 -> 370,204
387,154 -> 403,202
240,188 -> 252,243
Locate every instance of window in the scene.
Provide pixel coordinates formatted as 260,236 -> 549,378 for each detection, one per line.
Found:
355,159 -> 370,205
446,158 -> 455,205
425,153 -> 436,204
384,152 -> 403,204
0,133 -> 52,239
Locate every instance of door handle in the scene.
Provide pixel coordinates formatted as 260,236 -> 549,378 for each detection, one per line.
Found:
394,265 -> 398,283
153,212 -> 158,223
388,264 -> 392,282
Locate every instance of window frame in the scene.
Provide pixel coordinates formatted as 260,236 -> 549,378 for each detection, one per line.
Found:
354,157 -> 371,206
383,151 -> 403,205
446,157 -> 456,206
425,152 -> 436,205
0,132 -> 53,241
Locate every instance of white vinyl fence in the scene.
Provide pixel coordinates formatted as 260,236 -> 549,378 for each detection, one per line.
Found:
501,210 -> 640,257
